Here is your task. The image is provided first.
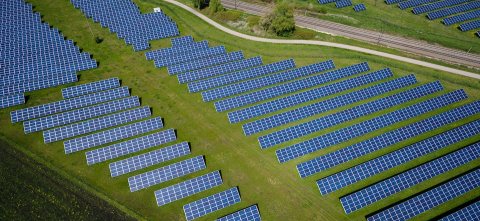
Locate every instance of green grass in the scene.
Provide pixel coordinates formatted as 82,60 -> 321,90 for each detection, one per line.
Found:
1,0 -> 480,220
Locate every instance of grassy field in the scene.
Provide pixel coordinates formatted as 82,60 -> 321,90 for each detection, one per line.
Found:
1,0 -> 480,220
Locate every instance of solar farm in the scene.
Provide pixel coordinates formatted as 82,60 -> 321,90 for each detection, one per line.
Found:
1,0 -> 480,220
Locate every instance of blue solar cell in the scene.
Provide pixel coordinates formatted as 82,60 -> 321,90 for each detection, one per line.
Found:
341,142 -> 480,214
0,93 -> 25,109
428,1 -> 480,19
315,119 -> 480,196
110,141 -> 191,177
187,59 -> 296,93
439,201 -> 480,221
275,89 -> 466,163
168,51 -> 244,75
0,73 -> 78,97
183,187 -> 241,221
128,155 -> 206,192
459,19 -> 480,31
86,128 -> 176,165
413,0 -> 470,14
443,9 -> 480,25
336,0 -> 352,8
62,78 -> 120,99
231,67 -> 392,126
399,0 -> 437,9
171,35 -> 194,47
64,117 -> 163,153
155,171 -> 222,206
202,60 -> 336,102
154,46 -> 226,68
318,0 -> 337,4
145,40 -> 209,60
354,4 -> 367,11
216,205 -> 262,221
298,100 -> 480,179
367,169 -> 480,221
215,62 -> 370,113
261,80 -> 442,149
240,74 -> 416,134
178,56 -> 263,84
11,86 -> 129,123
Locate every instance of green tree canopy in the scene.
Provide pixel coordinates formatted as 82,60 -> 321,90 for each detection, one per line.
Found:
260,2 -> 295,37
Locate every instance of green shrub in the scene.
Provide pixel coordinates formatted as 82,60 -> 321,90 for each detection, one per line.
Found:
214,10 -> 241,22
292,28 -> 315,39
247,16 -> 260,27
209,0 -> 223,15
259,2 -> 295,37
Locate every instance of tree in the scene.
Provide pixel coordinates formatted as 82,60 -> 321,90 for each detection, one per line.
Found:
209,0 -> 223,15
192,0 -> 205,9
259,2 -> 295,37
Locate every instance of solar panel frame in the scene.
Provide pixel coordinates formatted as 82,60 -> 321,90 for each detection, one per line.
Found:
171,35 -> 194,47
153,46 -> 226,68
439,201 -> 480,221
145,40 -> 209,60
183,187 -> 241,221
354,3 -> 367,11
167,51 -> 244,75
0,72 -> 78,97
336,0 -> 352,8
459,19 -> 480,31
443,9 -> 480,25
0,93 -> 25,109
427,1 -> 480,20
61,78 -> 120,99
216,205 -> 261,221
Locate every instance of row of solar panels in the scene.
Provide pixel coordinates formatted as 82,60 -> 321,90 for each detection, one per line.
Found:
69,0 -> 179,51
0,0 -> 97,109
317,0 -> 366,11
146,34 -> 480,220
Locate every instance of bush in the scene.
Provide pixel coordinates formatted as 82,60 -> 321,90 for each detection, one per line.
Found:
292,28 -> 315,39
259,2 -> 295,37
315,6 -> 327,14
192,0 -> 205,9
214,10 -> 241,22
209,0 -> 223,15
247,16 -> 260,27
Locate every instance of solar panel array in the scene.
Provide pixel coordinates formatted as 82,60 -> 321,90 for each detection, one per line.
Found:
24,96 -> 140,134
145,40 -> 209,60
236,68 -> 392,133
315,118 -> 480,196
86,129 -> 176,165
70,0 -> 179,51
187,59 -> 296,93
386,0 -> 406,4
202,60 -> 336,102
427,1 -> 480,20
443,9 -> 480,25
168,51 -> 244,75
155,170 -> 222,206
367,168 -> 480,221
11,86 -> 129,123
318,0 -> 337,4
241,74 -> 416,135
459,19 -> 480,31
341,142 -> 480,214
64,117 -> 163,153
0,72 -> 78,97
215,62 -> 370,113
183,187 -> 241,221
154,46 -> 226,68
171,35 -> 194,47
399,0 -> 437,9
336,0 -> 352,8
413,0 -> 470,14
275,89 -> 466,163
128,155 -> 206,192
354,4 -> 367,11
216,205 -> 261,221
262,80 -> 441,150
178,56 -> 263,84
0,93 -> 24,109
298,100 -> 480,179
439,201 -> 480,221
62,78 -> 120,99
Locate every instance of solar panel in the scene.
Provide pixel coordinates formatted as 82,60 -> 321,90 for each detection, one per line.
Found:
216,205 -> 261,221
109,141 -> 190,177
399,0 -> 437,9
202,60 -> 336,102
232,67 -> 393,126
86,129 -> 176,165
341,142 -> 480,214
171,35 -> 194,47
275,89 -> 466,163
318,0 -> 337,4
315,118 -> 480,196
215,62 -> 370,113
413,0 -> 470,14
187,59 -> 296,93
168,51 -> 244,75
128,155 -> 206,192
443,9 -> 480,25
354,3 -> 367,11
183,187 -> 241,221
439,201 -> 480,221
11,86 -> 129,123
262,80 -> 442,149
24,96 -> 139,134
0,93 -> 24,109
64,117 -> 163,153
336,0 -> 352,8
145,40 -> 209,60
155,170 -> 223,206
153,46 -> 226,68
0,72 -> 78,97
239,74 -> 416,133
427,1 -> 480,20
367,168 -> 480,221
62,78 -> 120,99
459,19 -> 480,31
177,56 -> 263,84
298,100 -> 480,179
